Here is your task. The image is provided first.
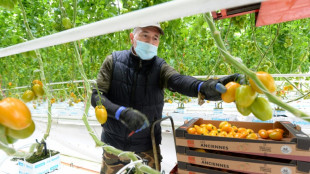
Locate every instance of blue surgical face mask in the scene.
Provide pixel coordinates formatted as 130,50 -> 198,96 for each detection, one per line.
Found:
134,40 -> 158,60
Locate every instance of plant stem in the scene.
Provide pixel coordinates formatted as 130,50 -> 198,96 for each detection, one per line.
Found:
19,0 -> 52,155
253,24 -> 280,71
203,12 -> 309,122
286,91 -> 310,104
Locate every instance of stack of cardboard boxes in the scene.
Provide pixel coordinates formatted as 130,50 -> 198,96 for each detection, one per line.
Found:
175,118 -> 310,174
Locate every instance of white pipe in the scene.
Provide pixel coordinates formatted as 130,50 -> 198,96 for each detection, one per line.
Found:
3,73 -> 310,91
0,0 -> 264,58
193,73 -> 310,79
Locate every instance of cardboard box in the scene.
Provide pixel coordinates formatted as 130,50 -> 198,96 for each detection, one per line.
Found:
176,118 -> 310,162
178,161 -> 240,174
177,147 -> 310,174
18,154 -> 60,174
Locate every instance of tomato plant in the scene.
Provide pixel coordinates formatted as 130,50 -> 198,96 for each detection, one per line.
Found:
32,84 -> 44,97
7,120 -> 35,139
221,82 -> 240,103
0,98 -> 32,130
95,105 -> 107,124
235,85 -> 256,108
250,97 -> 273,121
249,71 -> 276,94
21,90 -> 35,103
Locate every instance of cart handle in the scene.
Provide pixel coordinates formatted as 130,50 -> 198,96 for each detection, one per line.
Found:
151,116 -> 176,171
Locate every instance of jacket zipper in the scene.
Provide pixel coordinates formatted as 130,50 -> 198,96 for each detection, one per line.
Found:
130,60 -> 142,107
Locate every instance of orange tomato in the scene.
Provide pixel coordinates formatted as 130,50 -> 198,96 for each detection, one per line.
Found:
246,129 -> 254,134
218,121 -> 228,129
240,131 -> 248,138
194,125 -> 203,135
200,124 -> 208,128
234,133 -> 243,138
218,131 -> 228,137
228,131 -> 235,136
194,149 -> 206,153
32,80 -> 43,87
237,127 -> 246,133
246,133 -> 258,140
274,128 -> 284,134
249,71 -> 276,94
202,127 -> 209,136
0,98 -> 32,130
221,82 -> 240,103
187,127 -> 196,134
269,131 -> 283,140
226,134 -> 234,138
258,129 -> 269,139
267,129 -> 274,135
231,125 -> 238,133
206,124 -> 216,131
221,123 -> 232,132
209,130 -> 218,136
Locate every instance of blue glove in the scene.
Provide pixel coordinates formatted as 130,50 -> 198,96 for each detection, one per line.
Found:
199,73 -> 243,101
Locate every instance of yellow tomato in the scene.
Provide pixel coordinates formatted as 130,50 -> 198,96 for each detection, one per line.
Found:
249,71 -> 276,94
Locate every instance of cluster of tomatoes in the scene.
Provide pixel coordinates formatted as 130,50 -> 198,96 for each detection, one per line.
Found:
0,98 -> 35,145
21,80 -> 45,103
68,92 -> 82,106
187,121 -> 284,141
221,71 -> 276,121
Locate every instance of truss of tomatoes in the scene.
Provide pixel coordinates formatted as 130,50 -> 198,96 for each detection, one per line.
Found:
221,71 -> 276,121
0,98 -> 35,145
21,80 -> 45,103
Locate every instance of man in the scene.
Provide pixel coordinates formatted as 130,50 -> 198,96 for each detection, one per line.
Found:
91,23 -> 240,173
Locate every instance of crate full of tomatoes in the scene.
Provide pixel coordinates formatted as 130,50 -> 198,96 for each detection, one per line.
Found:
175,118 -> 310,174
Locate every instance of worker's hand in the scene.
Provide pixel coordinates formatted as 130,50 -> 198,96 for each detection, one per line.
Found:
199,73 -> 243,101
119,108 -> 150,132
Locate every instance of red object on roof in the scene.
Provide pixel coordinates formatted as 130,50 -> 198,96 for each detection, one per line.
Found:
256,0 -> 310,26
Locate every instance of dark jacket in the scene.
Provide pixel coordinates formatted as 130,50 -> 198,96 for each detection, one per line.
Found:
92,48 -> 201,152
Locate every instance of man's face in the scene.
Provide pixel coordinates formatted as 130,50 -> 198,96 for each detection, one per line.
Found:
130,27 -> 160,48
